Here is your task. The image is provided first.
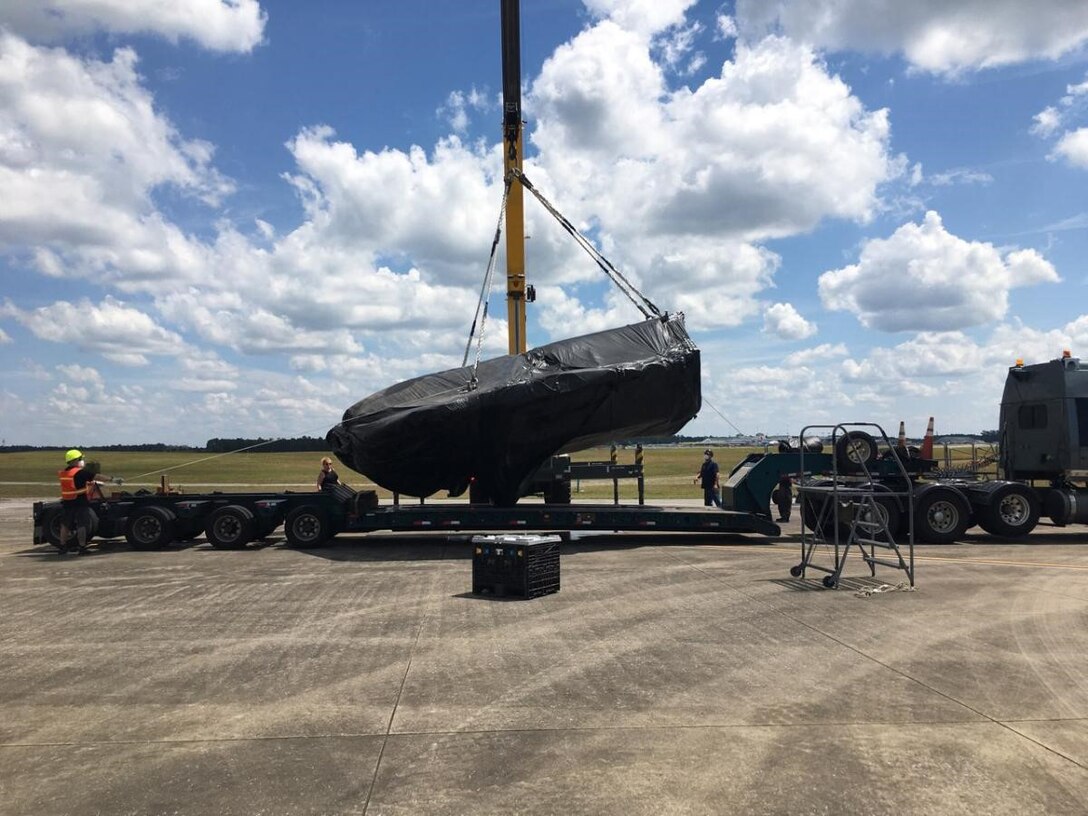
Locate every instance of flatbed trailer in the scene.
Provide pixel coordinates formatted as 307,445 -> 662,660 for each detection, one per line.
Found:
347,502 -> 779,538
32,486 -> 780,552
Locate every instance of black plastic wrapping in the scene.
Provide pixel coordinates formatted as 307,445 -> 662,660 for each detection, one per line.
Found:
327,315 -> 701,503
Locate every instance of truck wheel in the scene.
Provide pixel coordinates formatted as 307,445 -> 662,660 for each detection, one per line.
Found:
858,496 -> 901,540
285,505 -> 331,549
41,507 -> 65,548
800,480 -> 835,533
125,506 -> 177,550
914,487 -> 969,544
205,505 -> 256,549
977,484 -> 1040,538
835,431 -> 878,474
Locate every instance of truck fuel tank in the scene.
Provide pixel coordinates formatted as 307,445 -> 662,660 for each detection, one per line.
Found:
1041,487 -> 1088,525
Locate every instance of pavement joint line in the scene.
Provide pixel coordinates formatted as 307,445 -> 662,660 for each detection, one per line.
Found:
360,545 -> 440,816
1003,717 -> 1088,723
913,554 -> 1088,572
655,546 -> 1088,774
0,717 -> 1046,749
684,542 -> 1088,574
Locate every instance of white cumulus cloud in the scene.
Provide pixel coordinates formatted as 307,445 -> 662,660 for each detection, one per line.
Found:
582,0 -> 697,37
763,302 -> 816,340
528,26 -> 897,330
1032,72 -> 1088,168
735,0 -> 1088,75
0,0 -> 266,53
0,33 -> 232,286
819,211 -> 1059,332
1053,128 -> 1088,169
4,297 -> 190,365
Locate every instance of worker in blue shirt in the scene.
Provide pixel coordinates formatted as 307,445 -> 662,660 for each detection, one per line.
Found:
694,449 -> 722,508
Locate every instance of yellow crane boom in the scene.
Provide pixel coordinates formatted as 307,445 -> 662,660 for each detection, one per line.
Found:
500,0 -> 528,354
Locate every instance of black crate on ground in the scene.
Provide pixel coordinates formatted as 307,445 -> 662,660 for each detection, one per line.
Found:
472,534 -> 560,599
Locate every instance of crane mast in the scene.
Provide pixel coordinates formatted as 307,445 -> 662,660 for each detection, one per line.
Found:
500,0 -> 527,354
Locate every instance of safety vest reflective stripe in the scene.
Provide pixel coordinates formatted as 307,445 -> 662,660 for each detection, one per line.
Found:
58,467 -> 86,500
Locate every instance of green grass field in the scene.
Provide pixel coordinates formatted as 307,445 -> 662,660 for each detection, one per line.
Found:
0,441 -> 997,502
0,446 -> 755,501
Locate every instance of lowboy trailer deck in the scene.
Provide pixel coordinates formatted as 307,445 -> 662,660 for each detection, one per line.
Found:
33,485 -> 781,552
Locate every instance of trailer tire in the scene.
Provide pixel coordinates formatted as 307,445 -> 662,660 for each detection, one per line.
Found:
41,506 -> 65,547
976,483 -> 1040,538
205,505 -> 256,549
285,505 -> 331,549
914,487 -> 969,544
125,505 -> 177,550
835,431 -> 878,473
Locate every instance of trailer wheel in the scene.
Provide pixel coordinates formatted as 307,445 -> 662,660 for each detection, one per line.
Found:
914,487 -> 969,544
977,484 -> 1040,538
40,507 -> 65,547
125,505 -> 177,550
789,564 -> 803,578
205,505 -> 256,549
285,505 -> 331,548
835,431 -> 878,474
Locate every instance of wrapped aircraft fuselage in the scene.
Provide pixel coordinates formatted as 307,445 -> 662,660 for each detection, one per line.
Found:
327,315 -> 700,504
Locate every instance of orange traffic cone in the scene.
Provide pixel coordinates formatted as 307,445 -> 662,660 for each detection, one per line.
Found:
897,420 -> 907,450
919,417 -> 935,460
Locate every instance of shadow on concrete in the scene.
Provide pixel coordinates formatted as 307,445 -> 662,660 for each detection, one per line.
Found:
16,537 -> 204,558
768,575 -> 898,592
450,591 -> 535,603
291,532 -> 774,563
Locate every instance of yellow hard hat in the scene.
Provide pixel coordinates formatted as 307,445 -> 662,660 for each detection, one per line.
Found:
65,448 -> 83,463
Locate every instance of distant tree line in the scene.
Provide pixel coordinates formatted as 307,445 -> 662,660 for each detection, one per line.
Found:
204,436 -> 331,453
0,438 -> 330,454
0,443 -> 200,453
0,430 -> 1000,453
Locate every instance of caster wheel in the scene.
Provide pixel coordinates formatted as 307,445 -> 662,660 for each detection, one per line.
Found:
789,564 -> 803,578
822,575 -> 837,589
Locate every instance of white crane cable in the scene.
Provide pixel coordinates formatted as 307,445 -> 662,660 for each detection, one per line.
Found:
461,178 -> 512,387
511,168 -> 662,319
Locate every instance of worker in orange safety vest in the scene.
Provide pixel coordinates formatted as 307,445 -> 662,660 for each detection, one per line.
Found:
57,449 -> 122,554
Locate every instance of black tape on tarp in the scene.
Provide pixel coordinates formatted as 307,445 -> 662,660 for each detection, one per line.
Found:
327,315 -> 701,504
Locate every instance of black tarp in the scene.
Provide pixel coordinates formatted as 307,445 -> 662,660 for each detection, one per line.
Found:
327,315 -> 700,503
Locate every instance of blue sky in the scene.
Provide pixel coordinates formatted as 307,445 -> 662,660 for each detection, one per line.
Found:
2,0 -> 1088,446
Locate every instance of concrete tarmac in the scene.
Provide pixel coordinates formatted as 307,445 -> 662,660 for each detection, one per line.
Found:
1,498 -> 1087,814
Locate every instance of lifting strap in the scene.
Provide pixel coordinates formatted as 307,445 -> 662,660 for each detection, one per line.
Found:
462,176 -> 513,388
511,168 -> 662,320
463,169 -> 668,385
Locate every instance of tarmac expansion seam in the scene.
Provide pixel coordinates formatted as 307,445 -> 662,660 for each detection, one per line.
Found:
655,546 -> 1088,774
359,542 -> 440,816
0,718 -> 1048,749
706,543 -> 1088,573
